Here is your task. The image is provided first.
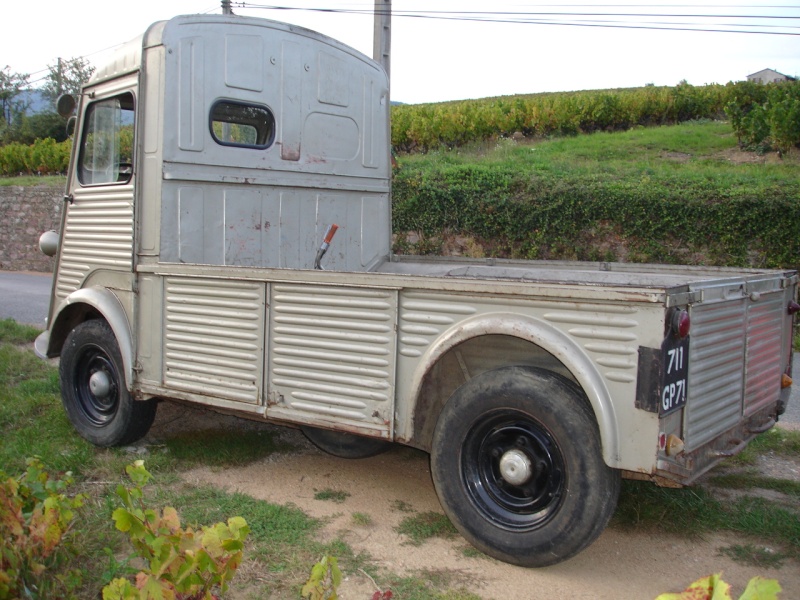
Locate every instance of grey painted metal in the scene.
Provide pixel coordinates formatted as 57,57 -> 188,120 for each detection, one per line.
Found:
684,288 -> 789,452
153,15 -> 391,272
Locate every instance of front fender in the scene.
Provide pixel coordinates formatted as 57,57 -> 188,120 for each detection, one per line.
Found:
42,287 -> 135,390
407,312 -> 621,465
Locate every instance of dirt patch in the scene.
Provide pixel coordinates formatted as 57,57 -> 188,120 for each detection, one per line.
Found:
660,151 -> 693,163
141,401 -> 800,599
713,148 -> 793,165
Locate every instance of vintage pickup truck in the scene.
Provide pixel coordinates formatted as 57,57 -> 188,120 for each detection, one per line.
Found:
36,13 -> 797,567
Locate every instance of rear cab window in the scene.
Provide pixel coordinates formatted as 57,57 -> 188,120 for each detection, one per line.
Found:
209,100 -> 275,149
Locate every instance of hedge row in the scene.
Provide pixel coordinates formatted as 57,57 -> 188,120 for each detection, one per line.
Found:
0,138 -> 71,176
392,163 -> 800,271
391,81 -> 785,152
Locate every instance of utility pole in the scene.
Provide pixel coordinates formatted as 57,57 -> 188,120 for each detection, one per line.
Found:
221,0 -> 233,15
373,0 -> 391,90
56,58 -> 63,97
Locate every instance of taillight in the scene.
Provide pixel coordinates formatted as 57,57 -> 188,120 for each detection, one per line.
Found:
788,301 -> 800,315
670,309 -> 690,339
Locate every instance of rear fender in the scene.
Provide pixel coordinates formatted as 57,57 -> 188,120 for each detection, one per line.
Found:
407,312 -> 620,465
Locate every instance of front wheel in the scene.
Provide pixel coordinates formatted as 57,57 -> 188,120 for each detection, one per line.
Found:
430,366 -> 620,567
59,320 -> 157,447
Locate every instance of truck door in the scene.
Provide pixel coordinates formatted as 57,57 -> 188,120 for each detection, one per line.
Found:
53,80 -> 137,303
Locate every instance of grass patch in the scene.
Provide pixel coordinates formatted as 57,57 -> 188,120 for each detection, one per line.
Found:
0,325 -> 95,475
314,488 -> 351,504
396,511 -> 459,546
352,512 -> 372,526
710,472 -> 800,498
731,428 -> 800,466
387,571 -> 482,600
0,175 -> 65,187
614,480 -> 800,559
0,317 -> 42,343
461,546 -> 488,560
719,543 -> 790,569
391,499 -> 416,513
163,428 -> 292,467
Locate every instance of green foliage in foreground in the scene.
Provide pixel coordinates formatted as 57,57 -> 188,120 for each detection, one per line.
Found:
656,573 -> 780,600
105,461 -> 249,599
0,458 -> 85,599
393,121 -> 800,270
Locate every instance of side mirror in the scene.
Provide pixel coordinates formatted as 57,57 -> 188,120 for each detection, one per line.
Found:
56,94 -> 76,118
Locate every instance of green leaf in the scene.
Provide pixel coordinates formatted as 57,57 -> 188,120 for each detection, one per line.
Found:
112,508 -> 136,533
738,577 -> 782,600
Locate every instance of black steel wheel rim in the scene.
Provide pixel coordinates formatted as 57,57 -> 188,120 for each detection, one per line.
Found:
73,344 -> 120,426
461,409 -> 566,531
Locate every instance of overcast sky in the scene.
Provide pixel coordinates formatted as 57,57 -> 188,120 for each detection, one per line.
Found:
2,1 -> 798,104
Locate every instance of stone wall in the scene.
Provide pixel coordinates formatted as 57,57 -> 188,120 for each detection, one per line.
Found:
0,185 -> 62,272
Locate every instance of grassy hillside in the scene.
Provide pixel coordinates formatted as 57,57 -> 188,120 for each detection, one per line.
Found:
393,120 -> 800,270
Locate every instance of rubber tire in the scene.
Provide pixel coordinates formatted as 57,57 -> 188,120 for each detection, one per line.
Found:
59,319 -> 157,447
430,366 -> 620,567
301,426 -> 391,459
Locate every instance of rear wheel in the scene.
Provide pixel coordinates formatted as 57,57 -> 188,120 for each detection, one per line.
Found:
430,366 -> 620,567
301,426 -> 390,459
59,320 -> 156,447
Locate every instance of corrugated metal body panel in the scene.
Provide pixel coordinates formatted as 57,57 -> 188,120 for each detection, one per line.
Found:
684,300 -> 746,450
55,187 -> 134,299
743,293 -> 784,417
397,291 -> 641,386
164,277 -> 265,404
267,284 -> 397,435
543,309 -> 640,384
398,292 -> 477,359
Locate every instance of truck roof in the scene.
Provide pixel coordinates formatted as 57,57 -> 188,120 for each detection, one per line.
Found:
87,14 -> 382,87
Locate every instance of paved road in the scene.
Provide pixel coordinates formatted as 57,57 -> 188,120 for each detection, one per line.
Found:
0,270 -> 52,328
0,270 -> 798,427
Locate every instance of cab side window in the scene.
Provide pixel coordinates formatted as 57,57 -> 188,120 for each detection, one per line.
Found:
78,93 -> 135,185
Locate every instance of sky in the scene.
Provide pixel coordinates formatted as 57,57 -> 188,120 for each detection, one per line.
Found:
1,1 -> 799,105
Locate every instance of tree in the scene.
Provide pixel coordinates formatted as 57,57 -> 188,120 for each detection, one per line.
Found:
41,57 -> 95,105
0,66 -> 30,126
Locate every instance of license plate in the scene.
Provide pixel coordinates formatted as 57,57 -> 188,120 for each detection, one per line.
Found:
660,335 -> 689,415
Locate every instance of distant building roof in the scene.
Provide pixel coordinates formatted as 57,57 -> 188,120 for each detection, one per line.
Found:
747,68 -> 797,82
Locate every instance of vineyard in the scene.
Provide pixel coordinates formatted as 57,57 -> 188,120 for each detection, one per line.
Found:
391,80 -> 800,152
1,80 -> 798,176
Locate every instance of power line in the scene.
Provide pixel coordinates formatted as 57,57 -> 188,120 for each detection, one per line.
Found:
239,3 -> 800,35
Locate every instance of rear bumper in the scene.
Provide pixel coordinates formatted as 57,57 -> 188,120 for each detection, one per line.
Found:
654,403 -> 779,485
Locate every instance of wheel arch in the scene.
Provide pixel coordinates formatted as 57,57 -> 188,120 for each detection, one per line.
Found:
405,312 -> 620,466
42,287 -> 135,390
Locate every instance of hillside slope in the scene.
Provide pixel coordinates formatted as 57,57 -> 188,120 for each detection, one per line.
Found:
392,121 -> 800,271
